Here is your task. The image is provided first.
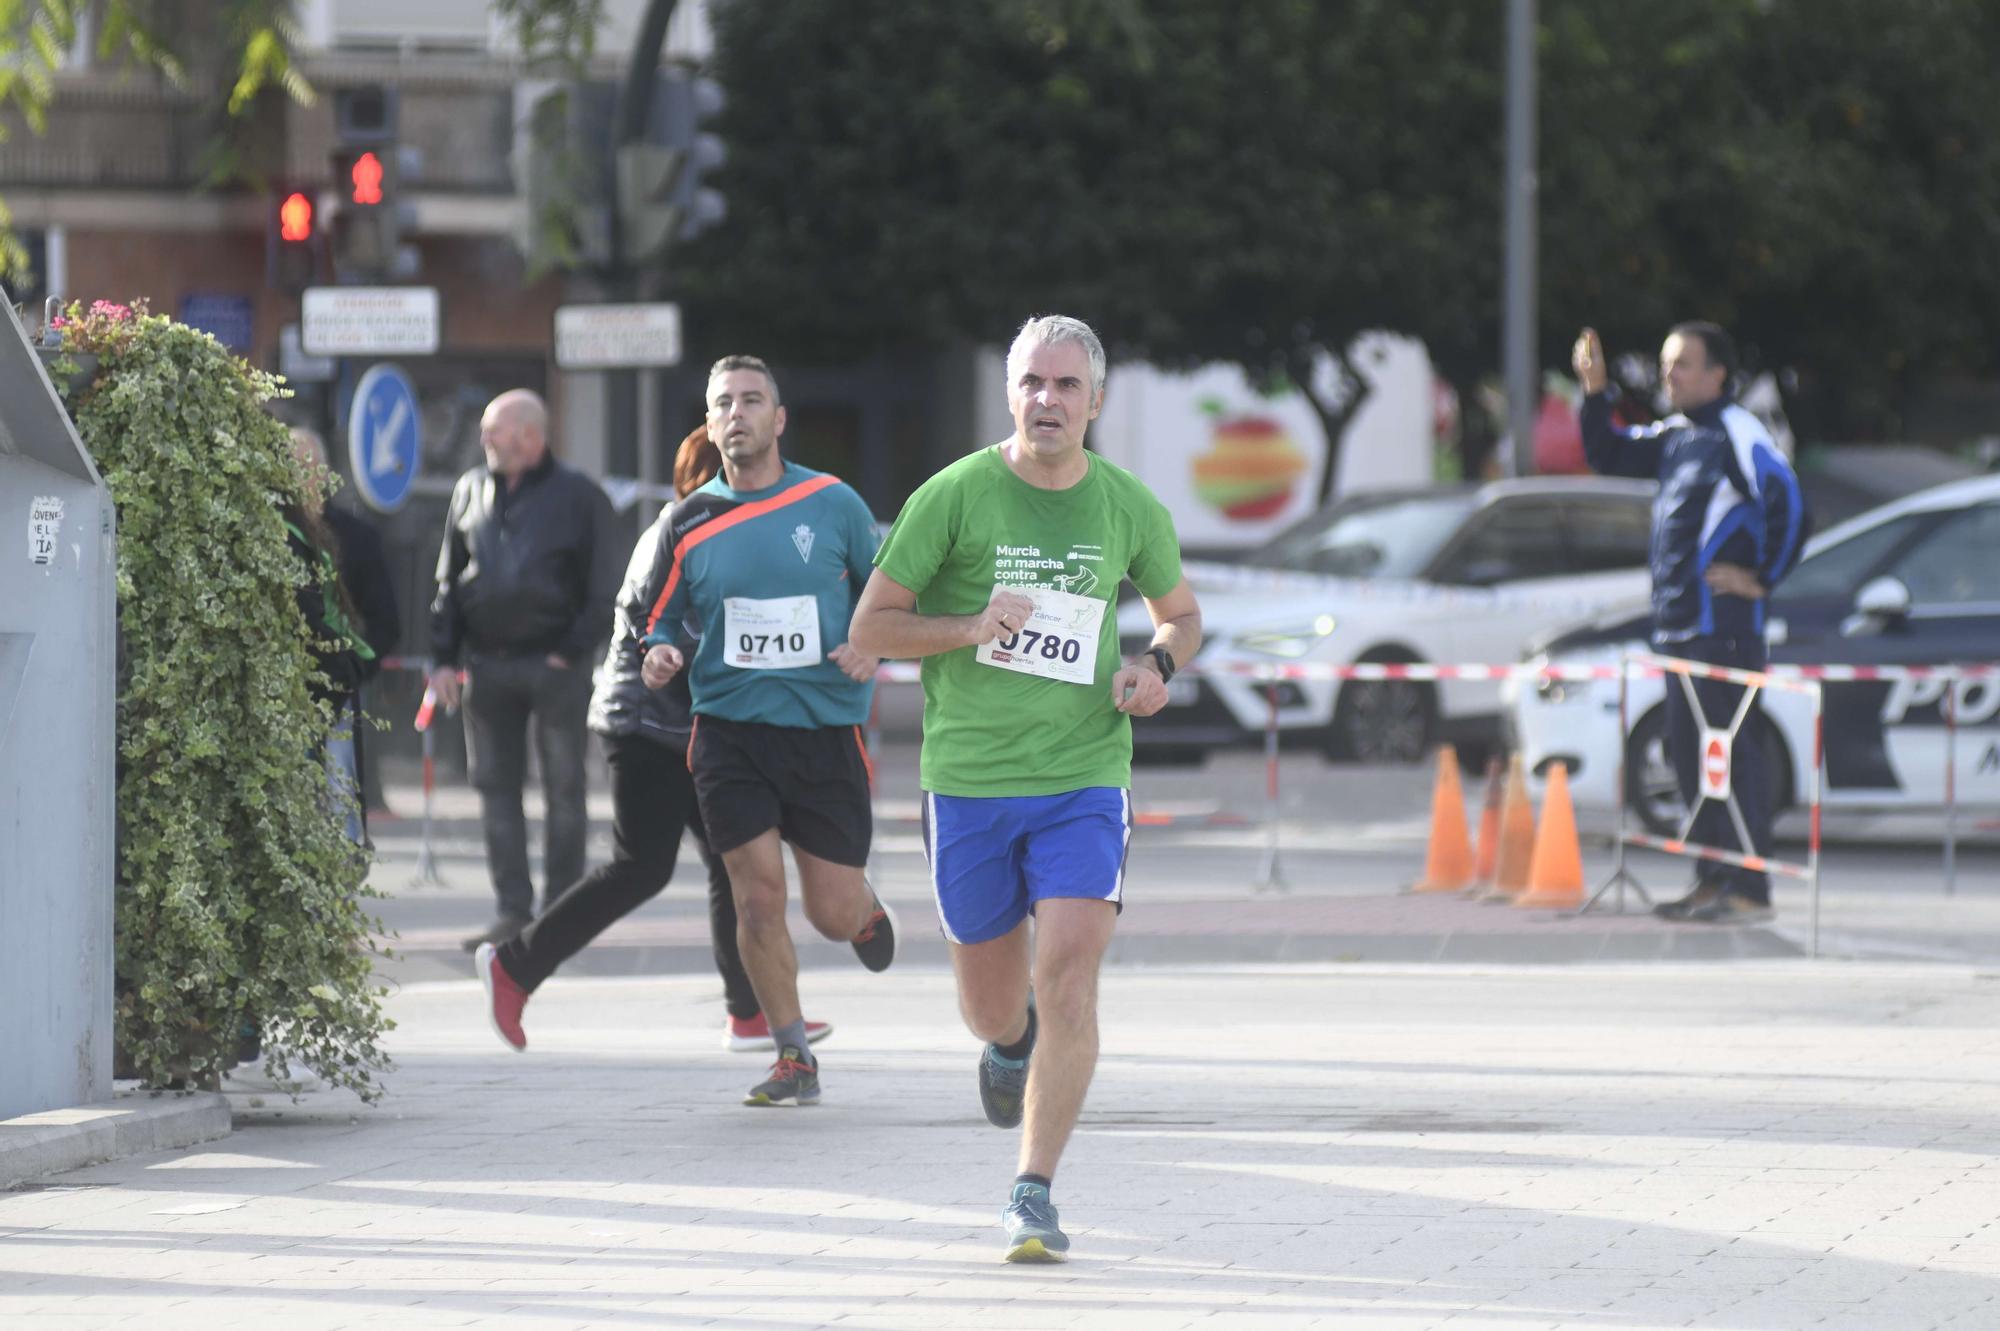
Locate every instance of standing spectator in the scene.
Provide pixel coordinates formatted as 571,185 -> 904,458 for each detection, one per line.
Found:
1574,323 -> 1807,924
289,427 -> 400,819
430,390 -> 620,949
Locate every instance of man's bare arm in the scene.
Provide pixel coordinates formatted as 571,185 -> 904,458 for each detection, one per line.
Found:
849,570 -> 1035,660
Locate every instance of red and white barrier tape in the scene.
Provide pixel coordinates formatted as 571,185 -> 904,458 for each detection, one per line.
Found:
382,653 -> 1999,695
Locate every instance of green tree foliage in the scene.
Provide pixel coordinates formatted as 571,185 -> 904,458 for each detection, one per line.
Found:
54,300 -> 391,1098
679,0 -> 2000,454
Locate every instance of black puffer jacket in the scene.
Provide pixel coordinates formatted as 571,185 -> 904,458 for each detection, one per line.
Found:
430,452 -> 620,666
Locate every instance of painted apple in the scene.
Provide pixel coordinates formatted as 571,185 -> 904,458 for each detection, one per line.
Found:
1192,415 -> 1308,521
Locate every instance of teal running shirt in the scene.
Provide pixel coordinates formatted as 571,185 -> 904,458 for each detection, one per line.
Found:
638,462 -> 879,728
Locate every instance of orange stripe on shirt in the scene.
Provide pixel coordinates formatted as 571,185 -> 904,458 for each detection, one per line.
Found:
643,473 -> 843,639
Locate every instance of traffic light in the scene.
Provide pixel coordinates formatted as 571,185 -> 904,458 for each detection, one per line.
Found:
616,73 -> 727,269
329,85 -> 405,280
268,189 -> 322,292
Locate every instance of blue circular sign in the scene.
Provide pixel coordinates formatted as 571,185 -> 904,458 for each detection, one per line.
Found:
347,364 -> 421,513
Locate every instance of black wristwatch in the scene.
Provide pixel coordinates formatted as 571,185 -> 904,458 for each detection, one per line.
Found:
1140,646 -> 1177,683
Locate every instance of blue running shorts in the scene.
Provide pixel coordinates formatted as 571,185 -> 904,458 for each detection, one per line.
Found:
921,787 -> 1132,945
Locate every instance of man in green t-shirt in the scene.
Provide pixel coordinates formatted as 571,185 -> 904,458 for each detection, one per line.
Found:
851,314 -> 1202,1264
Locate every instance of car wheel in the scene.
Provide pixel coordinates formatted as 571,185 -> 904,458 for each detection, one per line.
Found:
1625,707 -> 1685,837
1624,706 -> 1792,838
1331,668 -> 1434,765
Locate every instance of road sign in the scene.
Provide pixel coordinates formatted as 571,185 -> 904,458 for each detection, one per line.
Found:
553,302 -> 682,370
347,364 -> 421,513
302,286 -> 439,357
1700,730 -> 1732,802
178,292 -> 254,353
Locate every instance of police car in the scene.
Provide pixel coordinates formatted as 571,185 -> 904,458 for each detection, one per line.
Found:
1506,474 -> 2000,831
1121,478 -> 1657,764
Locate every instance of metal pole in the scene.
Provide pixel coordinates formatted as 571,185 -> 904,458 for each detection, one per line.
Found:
1808,688 -> 1824,960
414,707 -> 444,887
1944,675 -> 1958,897
1504,0 -> 1539,477
1613,653 -> 1631,908
1254,673 -> 1287,893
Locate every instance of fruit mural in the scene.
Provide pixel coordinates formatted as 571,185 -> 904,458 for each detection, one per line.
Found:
1191,399 -> 1310,521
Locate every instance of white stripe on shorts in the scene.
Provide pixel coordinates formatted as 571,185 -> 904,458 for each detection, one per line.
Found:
1112,787 -> 1131,905
924,790 -> 964,944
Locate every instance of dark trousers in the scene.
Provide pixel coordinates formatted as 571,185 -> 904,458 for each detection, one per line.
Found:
463,654 -> 592,920
1659,632 -> 1771,904
498,730 -> 760,1018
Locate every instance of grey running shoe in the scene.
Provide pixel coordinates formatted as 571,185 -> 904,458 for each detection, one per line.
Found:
851,894 -> 899,973
744,1046 -> 820,1106
1685,892 -> 1775,925
1002,1183 -> 1069,1263
979,1002 -> 1035,1128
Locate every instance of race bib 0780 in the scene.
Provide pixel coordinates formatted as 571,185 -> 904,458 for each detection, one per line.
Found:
974,586 -> 1104,686
724,594 -> 821,670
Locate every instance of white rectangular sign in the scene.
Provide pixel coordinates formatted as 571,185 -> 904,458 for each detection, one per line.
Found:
301,287 -> 440,357
554,302 -> 683,370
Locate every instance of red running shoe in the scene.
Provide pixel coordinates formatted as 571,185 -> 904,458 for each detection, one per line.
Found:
474,943 -> 529,1051
724,1012 -> 834,1053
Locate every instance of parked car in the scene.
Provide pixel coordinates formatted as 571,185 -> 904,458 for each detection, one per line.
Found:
1121,477 -> 1657,764
1506,474 -> 2000,832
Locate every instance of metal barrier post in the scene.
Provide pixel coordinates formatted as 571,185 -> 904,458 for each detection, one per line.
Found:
1583,649 -> 1649,913
1944,675 -> 1958,898
865,689 -> 882,885
411,679 -> 446,887
1253,669 -> 1287,893
1809,684 -> 1824,959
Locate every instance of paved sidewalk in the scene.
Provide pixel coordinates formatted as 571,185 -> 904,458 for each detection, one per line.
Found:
6,962 -> 2000,1329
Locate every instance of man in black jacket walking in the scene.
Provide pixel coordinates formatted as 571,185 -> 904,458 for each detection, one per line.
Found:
431,389 -> 620,948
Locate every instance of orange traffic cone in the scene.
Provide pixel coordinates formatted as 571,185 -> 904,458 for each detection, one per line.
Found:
1479,755 -> 1537,901
1513,761 -> 1586,909
1467,755 -> 1505,892
1413,745 -> 1474,892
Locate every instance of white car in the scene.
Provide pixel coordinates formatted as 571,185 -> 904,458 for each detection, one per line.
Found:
1120,478 -> 1657,764
1507,474 -> 2000,831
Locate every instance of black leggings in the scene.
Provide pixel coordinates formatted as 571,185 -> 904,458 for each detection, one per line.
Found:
497,729 -> 760,1017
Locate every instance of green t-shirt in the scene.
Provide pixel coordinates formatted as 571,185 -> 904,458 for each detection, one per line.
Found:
874,444 -> 1184,797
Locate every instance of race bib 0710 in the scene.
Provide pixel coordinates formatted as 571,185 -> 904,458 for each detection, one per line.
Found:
723,594 -> 821,670
974,586 -> 1103,686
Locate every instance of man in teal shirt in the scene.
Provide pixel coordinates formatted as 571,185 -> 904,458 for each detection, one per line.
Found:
852,316 -> 1202,1262
641,355 -> 898,1108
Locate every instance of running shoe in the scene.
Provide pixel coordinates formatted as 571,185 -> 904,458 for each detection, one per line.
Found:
474,942 -> 529,1052
1002,1182 -> 1069,1263
744,1046 -> 820,1106
979,1043 -> 1030,1129
724,1013 -> 834,1053
851,893 -> 899,973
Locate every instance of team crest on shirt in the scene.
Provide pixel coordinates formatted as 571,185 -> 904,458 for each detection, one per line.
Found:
791,523 -> 815,563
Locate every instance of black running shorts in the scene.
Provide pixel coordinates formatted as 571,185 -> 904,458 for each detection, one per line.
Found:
687,715 -> 873,866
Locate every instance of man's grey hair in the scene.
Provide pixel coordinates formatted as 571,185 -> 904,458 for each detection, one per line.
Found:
1007,315 -> 1106,400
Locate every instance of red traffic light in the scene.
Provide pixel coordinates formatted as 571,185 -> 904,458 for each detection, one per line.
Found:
349,151 -> 385,206
278,191 -> 314,243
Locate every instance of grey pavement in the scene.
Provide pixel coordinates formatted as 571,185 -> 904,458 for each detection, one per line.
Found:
6,962 -> 2000,1329
367,744 -> 2000,984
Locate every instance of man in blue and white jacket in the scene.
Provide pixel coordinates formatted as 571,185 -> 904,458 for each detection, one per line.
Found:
1574,322 -> 1807,925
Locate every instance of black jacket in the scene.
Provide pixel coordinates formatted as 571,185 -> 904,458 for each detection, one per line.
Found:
325,503 -> 400,679
430,452 -> 620,667
587,506 -> 699,744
